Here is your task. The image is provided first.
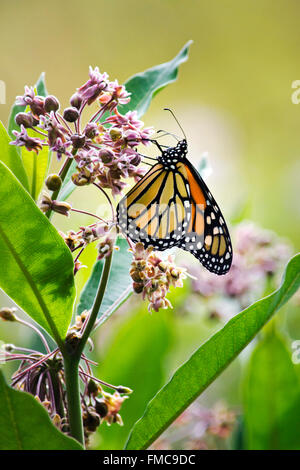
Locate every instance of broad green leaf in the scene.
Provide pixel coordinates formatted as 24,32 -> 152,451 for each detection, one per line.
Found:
0,161 -> 75,343
125,253 -> 300,450
243,331 -> 300,450
121,41 -> 192,117
21,143 -> 51,201
59,42 -> 192,202
8,72 -> 48,138
0,121 -> 29,190
0,371 -> 82,450
77,237 -> 132,327
96,309 -> 174,450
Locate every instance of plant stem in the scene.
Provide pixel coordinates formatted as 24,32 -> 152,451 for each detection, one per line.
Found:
62,252 -> 113,446
77,253 -> 113,357
63,354 -> 84,445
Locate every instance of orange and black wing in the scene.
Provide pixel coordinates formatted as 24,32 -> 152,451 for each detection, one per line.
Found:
117,162 -> 191,250
117,158 -> 232,275
178,160 -> 232,274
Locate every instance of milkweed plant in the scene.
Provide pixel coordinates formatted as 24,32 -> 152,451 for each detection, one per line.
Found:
0,42 -> 300,450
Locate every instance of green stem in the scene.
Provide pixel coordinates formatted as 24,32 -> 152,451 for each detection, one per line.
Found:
63,354 -> 84,445
77,253 -> 113,357
62,252 -> 113,446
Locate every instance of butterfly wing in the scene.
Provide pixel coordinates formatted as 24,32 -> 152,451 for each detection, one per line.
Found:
179,160 -> 232,275
117,162 -> 190,250
117,154 -> 232,275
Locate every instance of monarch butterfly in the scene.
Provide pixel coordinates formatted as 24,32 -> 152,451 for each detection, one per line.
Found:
117,114 -> 232,275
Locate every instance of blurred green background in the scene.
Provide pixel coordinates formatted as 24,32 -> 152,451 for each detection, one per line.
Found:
1,0 -> 300,450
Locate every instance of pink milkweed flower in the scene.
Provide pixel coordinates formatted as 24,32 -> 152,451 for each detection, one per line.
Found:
15,86 -> 45,118
11,125 -> 43,153
50,137 -> 72,160
78,66 -> 109,105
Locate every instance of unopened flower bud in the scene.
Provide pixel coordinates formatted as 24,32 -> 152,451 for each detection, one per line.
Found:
130,270 -> 143,282
52,414 -> 61,428
84,122 -> 99,139
95,399 -> 109,418
15,112 -> 34,128
99,148 -> 114,164
116,386 -> 133,395
170,269 -> 180,280
45,174 -> 62,191
158,262 -> 167,273
83,407 -> 101,432
109,128 -> 122,141
71,133 -> 86,149
71,169 -> 94,186
44,95 -> 60,113
0,307 -> 17,322
52,200 -> 72,217
3,343 -> 15,352
133,282 -> 144,294
63,107 -> 79,122
130,154 -> 141,166
87,379 -> 100,397
70,93 -> 83,109
65,331 -> 80,348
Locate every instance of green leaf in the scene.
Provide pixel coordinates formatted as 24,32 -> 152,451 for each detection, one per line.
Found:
121,41 -> 192,117
0,121 -> 29,191
96,309 -> 174,450
243,331 -> 300,449
125,253 -> 300,450
77,237 -> 132,327
8,73 -> 48,138
0,161 -> 75,343
21,143 -> 51,201
59,42 -> 192,202
0,371 -> 82,450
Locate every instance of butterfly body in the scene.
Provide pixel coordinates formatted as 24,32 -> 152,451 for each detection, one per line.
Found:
117,139 -> 232,275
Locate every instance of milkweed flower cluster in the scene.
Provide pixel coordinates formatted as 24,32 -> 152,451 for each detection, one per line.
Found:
0,307 -> 131,446
151,401 -> 237,450
187,221 -> 292,321
11,67 -> 153,196
130,242 -> 188,312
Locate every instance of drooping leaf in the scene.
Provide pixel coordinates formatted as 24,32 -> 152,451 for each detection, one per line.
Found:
59,42 -> 192,202
0,121 -> 29,190
95,309 -> 174,450
0,161 -> 75,343
243,331 -> 300,450
0,371 -> 82,450
125,253 -> 300,450
121,41 -> 192,117
8,72 -> 48,138
77,237 -> 132,327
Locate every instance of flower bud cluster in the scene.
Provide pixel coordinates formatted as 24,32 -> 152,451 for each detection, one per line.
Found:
130,242 -> 188,312
11,67 -> 154,197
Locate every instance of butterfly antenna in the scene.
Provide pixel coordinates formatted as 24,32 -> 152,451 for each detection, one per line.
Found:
164,108 -> 187,140
156,129 -> 180,142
